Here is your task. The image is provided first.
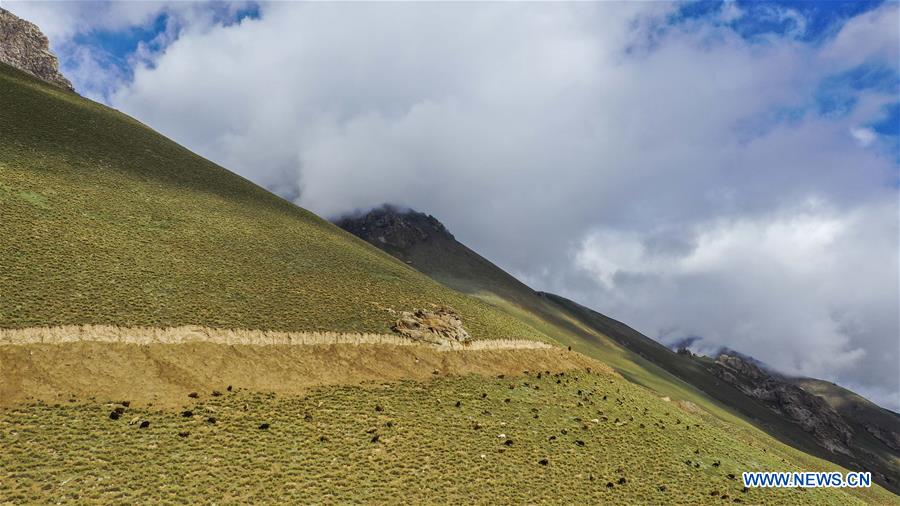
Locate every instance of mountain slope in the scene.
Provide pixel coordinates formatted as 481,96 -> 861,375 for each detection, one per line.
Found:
0,62 -> 547,343
795,378 -> 900,453
337,205 -> 900,493
6,365 -> 893,505
549,296 -> 900,491
0,33 -> 895,503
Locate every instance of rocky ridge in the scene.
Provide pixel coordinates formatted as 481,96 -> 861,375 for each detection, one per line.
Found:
0,8 -> 73,91
713,354 -> 854,455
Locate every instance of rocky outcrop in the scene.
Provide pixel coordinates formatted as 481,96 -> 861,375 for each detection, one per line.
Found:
865,425 -> 900,452
335,205 -> 454,252
713,354 -> 855,455
0,8 -> 73,91
392,307 -> 472,346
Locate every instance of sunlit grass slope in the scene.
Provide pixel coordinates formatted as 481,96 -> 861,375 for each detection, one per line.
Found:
0,63 -> 547,341
336,207 -> 900,494
1,370 -> 892,504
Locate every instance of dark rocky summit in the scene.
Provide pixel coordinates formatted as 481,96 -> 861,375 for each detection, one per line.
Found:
335,204 -> 454,255
0,8 -> 74,91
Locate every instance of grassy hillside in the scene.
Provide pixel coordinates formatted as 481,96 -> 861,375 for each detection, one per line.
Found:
794,377 -> 900,477
546,295 -> 900,490
1,58 -> 895,503
2,368 -> 893,504
337,207 -> 900,494
0,62 -> 547,342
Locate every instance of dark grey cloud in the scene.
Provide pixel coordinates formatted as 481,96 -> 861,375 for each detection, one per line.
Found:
7,2 -> 898,409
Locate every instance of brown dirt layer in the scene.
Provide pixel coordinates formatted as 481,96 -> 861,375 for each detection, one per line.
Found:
0,327 -> 606,408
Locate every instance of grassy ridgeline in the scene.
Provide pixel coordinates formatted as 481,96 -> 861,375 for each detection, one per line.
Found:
0,63 -> 548,341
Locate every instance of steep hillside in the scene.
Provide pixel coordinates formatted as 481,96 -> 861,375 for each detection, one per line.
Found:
337,205 -> 900,493
0,62 -> 547,343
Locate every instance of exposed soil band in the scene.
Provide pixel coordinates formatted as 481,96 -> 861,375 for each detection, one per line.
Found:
0,325 -> 595,408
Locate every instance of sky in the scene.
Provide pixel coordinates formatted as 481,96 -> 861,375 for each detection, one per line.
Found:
4,1 -> 898,410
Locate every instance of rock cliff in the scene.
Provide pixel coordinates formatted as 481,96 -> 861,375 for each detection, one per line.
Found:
0,8 -> 74,91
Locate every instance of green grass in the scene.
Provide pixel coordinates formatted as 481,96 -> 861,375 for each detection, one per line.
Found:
1,371 -> 891,504
0,62 -> 548,342
338,209 -> 900,494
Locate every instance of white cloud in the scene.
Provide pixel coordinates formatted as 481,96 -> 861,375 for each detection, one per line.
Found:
2,1 -> 162,40
719,1 -> 744,24
574,200 -> 898,407
821,3 -> 900,68
5,2 -> 898,409
850,126 -> 877,147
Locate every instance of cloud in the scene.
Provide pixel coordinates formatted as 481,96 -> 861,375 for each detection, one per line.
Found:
719,1 -> 744,24
850,126 -> 877,147
821,3 -> 900,67
7,2 -> 899,409
3,1 -> 163,40
574,199 -> 897,397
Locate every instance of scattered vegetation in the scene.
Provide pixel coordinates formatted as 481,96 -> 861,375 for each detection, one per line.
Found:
0,62 -> 548,342
1,371 -> 890,504
0,48 -> 894,504
338,207 -> 900,493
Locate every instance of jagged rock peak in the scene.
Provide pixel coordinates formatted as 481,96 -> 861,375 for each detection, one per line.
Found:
335,204 -> 454,250
0,8 -> 74,91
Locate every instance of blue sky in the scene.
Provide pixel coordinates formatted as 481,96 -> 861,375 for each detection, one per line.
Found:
664,1 -> 898,163
5,0 -> 899,409
72,13 -> 168,65
67,2 -> 261,78
674,0 -> 885,42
